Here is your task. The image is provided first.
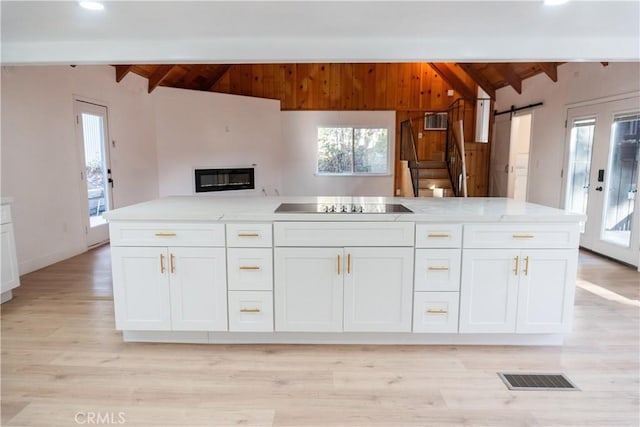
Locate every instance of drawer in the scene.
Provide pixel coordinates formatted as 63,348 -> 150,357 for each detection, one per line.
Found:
226,223 -> 273,247
463,223 -> 580,249
413,292 -> 459,333
227,248 -> 273,291
274,222 -> 414,247
0,205 -> 12,225
109,222 -> 225,247
415,224 -> 462,248
228,291 -> 274,332
414,249 -> 461,292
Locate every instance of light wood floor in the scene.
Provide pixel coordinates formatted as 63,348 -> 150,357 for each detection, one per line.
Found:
2,246 -> 638,426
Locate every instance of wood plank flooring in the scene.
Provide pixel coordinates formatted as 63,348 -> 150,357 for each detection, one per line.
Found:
2,246 -> 639,426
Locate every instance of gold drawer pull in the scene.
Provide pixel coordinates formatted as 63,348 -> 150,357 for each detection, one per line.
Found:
160,253 -> 166,273
238,233 -> 260,237
426,309 -> 448,314
155,232 -> 176,237
240,308 -> 261,313
523,256 -> 530,276
428,266 -> 449,271
239,266 -> 261,270
512,234 -> 534,239
170,253 -> 176,273
513,256 -> 519,276
428,233 -> 450,238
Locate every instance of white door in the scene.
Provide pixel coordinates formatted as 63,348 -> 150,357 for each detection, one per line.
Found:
515,249 -> 578,333
74,100 -> 113,247
508,113 -> 532,201
274,248 -> 343,332
169,247 -> 227,331
459,249 -> 520,333
110,247 -> 171,330
564,96 -> 640,266
343,247 -> 413,332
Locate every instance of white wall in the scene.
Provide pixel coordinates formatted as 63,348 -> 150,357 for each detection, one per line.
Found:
281,111 -> 395,196
495,62 -> 640,208
1,65 -> 158,274
152,88 -> 283,197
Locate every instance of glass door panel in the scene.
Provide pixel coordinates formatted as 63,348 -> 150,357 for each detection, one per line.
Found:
602,113 -> 639,247
566,118 -> 596,233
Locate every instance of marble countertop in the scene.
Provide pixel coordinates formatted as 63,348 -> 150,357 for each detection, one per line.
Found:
103,196 -> 585,223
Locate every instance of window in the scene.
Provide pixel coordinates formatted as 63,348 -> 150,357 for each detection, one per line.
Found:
317,127 -> 389,175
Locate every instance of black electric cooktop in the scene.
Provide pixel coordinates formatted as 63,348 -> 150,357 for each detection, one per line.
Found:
274,203 -> 413,214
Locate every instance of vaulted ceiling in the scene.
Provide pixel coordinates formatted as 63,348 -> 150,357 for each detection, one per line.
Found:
115,62 -> 566,105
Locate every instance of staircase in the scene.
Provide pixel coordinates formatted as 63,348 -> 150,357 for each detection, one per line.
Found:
409,160 -> 454,197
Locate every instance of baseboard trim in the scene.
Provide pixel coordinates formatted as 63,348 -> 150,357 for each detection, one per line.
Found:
19,245 -> 87,275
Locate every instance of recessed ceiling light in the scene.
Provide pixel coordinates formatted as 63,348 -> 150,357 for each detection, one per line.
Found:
79,1 -> 104,11
544,0 -> 569,5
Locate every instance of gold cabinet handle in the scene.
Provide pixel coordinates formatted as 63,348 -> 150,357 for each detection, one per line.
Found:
347,253 -> 351,274
523,256 -> 530,276
428,233 -> 450,238
239,266 -> 261,270
238,233 -> 260,237
170,253 -> 175,274
426,309 -> 448,314
428,266 -> 449,271
240,308 -> 261,313
512,234 -> 534,239
513,256 -> 519,276
337,254 -> 341,275
160,253 -> 166,274
155,232 -> 176,237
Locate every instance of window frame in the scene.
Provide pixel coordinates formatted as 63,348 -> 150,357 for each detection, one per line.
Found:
315,125 -> 392,176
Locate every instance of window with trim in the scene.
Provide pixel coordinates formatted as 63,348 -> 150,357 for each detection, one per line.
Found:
316,127 -> 389,175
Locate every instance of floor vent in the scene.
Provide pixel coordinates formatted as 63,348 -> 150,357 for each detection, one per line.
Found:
498,373 -> 579,391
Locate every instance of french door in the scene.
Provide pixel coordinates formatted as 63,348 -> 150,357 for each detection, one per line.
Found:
74,100 -> 113,247
564,96 -> 640,266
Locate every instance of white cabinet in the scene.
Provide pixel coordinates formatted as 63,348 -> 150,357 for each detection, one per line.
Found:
459,248 -> 577,333
343,247 -> 414,332
226,223 -> 274,332
111,246 -> 227,331
1,202 -> 20,302
274,247 -> 414,332
413,292 -> 460,333
274,248 -> 343,332
414,249 -> 461,292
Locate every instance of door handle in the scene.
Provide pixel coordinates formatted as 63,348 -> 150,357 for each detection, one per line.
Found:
595,186 -> 603,191
170,253 -> 176,273
160,254 -> 166,274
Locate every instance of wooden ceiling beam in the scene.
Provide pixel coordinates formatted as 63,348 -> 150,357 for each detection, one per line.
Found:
456,63 -> 496,99
179,64 -> 205,88
148,65 -> 176,93
537,62 -> 558,82
115,65 -> 133,83
494,63 -> 522,94
201,65 -> 232,91
428,63 -> 476,101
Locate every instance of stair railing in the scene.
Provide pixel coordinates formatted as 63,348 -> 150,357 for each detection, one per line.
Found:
446,99 -> 468,197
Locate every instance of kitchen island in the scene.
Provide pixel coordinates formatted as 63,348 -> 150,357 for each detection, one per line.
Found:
104,196 -> 584,345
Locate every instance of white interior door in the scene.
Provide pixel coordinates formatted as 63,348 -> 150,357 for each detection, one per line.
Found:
564,96 -> 640,266
74,100 -> 113,247
508,113 -> 532,201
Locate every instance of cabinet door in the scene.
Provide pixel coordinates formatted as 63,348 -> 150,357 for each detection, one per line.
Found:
459,249 -> 520,333
516,249 -> 578,333
274,248 -> 343,332
1,224 -> 20,293
169,247 -> 227,331
343,247 -> 414,332
111,247 -> 171,330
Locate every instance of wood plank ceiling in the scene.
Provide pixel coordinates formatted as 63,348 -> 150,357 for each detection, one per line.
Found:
114,62 -> 562,108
